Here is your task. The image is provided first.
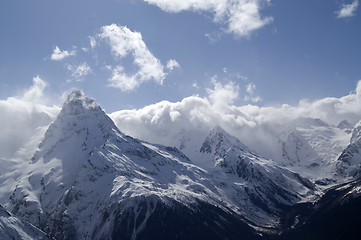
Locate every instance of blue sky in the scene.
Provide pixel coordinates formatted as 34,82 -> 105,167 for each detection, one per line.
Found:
0,0 -> 360,112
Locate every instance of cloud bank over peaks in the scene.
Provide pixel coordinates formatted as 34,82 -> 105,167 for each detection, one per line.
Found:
336,0 -> 359,18
50,46 -> 76,61
110,79 -> 361,160
98,24 -> 179,91
144,0 -> 273,38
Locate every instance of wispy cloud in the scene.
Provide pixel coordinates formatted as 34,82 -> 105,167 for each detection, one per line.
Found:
98,24 -> 175,91
66,63 -> 92,82
89,36 -> 97,48
144,0 -> 273,38
244,83 -> 262,103
336,0 -> 359,18
50,46 -> 76,61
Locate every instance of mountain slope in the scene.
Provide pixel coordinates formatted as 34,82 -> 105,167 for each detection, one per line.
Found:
0,204 -> 51,240
279,180 -> 361,240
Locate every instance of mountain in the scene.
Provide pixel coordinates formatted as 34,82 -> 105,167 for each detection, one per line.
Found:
198,126 -> 315,226
0,204 -> 51,240
5,90 -> 361,239
8,91 -> 261,239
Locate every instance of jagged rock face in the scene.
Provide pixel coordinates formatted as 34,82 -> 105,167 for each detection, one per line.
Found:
336,120 -> 361,178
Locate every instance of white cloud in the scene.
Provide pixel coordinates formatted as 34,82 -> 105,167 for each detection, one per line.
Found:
144,0 -> 273,38
98,24 -> 169,91
66,63 -> 92,81
226,0 -> 273,37
50,46 -> 76,61
166,59 -> 180,71
0,77 -> 60,159
108,66 -> 141,91
337,0 -> 359,18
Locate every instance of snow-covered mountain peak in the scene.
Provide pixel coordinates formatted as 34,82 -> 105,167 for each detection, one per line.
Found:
54,89 -> 117,135
9,91 -> 129,226
197,126 -> 315,225
61,90 -> 101,116
36,90 -> 121,157
200,126 -> 250,155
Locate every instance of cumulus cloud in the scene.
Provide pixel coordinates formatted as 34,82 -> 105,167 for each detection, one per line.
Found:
98,24 -> 171,91
336,0 -> 359,18
110,79 -> 361,161
66,63 -> 92,82
207,80 -> 239,110
50,46 -> 76,61
144,0 -> 273,38
0,77 -> 60,159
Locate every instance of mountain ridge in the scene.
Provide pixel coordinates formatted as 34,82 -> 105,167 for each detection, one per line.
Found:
2,90 -> 361,239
